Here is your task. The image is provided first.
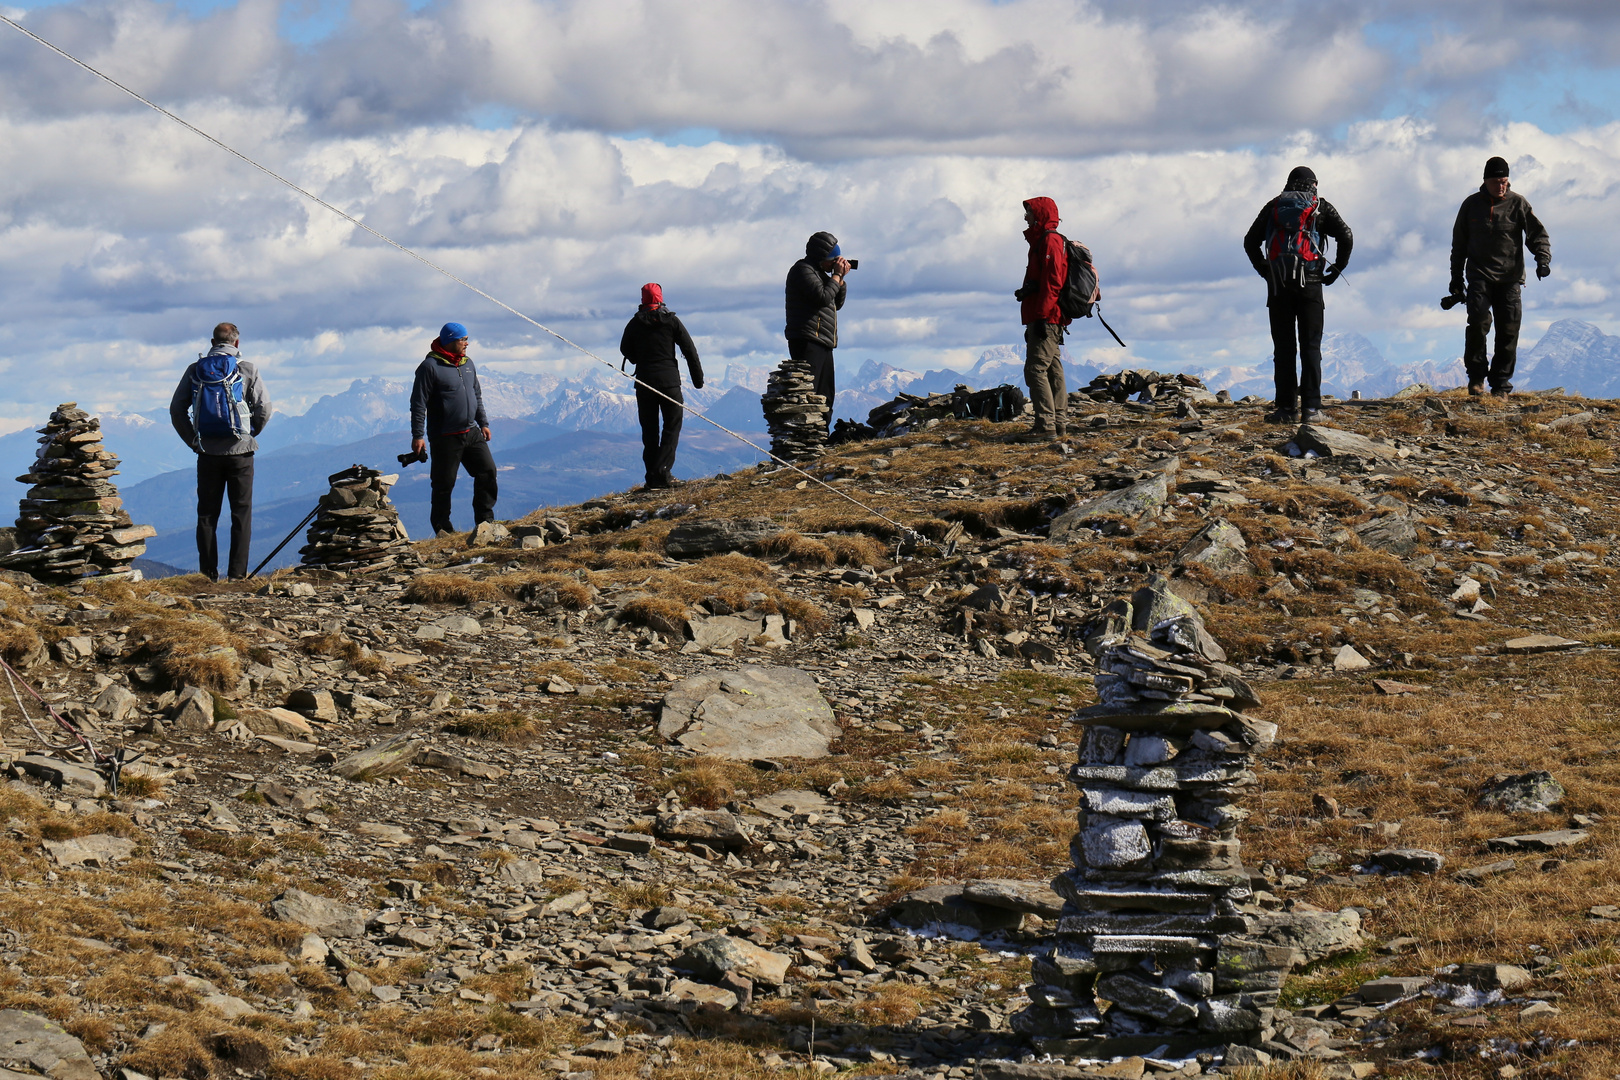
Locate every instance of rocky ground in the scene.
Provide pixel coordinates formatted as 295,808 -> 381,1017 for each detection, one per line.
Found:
2,388 -> 1620,1080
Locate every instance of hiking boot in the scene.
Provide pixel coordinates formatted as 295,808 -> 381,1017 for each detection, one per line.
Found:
1265,405 -> 1299,425
1053,424 -> 1067,438
434,528 -> 456,539
1467,382 -> 1486,396
1301,407 -> 1325,424
1490,387 -> 1512,398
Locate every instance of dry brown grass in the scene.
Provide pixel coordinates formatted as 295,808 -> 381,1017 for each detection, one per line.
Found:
298,632 -> 386,675
441,710 -> 536,741
403,574 -> 506,605
128,613 -> 246,692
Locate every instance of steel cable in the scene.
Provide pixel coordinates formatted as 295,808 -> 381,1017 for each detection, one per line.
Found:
0,13 -> 917,536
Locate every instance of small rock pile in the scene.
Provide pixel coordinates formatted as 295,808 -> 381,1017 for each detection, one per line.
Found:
834,384 -> 1029,443
298,467 -> 414,572
1014,577 -> 1287,1059
0,403 -> 153,583
762,354 -> 829,459
1078,369 -> 1215,407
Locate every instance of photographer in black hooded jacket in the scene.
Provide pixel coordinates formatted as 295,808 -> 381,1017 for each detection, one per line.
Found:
620,283 -> 703,490
784,230 -> 848,426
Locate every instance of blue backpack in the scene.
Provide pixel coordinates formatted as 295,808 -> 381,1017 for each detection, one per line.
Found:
190,354 -> 252,443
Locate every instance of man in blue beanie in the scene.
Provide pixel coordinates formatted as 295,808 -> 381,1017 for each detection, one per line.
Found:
410,322 -> 497,536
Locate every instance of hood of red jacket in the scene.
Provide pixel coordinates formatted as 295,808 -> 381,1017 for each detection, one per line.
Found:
640,283 -> 663,310
1023,197 -> 1060,233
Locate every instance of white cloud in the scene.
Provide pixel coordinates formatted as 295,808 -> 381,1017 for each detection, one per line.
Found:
1,0 -> 1619,426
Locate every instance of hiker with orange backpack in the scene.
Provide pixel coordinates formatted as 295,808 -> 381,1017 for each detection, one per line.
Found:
1243,166 -> 1354,425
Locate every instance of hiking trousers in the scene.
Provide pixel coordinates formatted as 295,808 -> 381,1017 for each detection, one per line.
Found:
1024,322 -> 1067,432
197,451 -> 253,580
1464,277 -> 1522,392
1268,293 -> 1324,410
637,382 -> 683,485
429,430 -> 498,535
788,338 -> 836,428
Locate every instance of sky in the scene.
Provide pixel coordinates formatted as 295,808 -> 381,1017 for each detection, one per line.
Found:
2,0 -> 1619,432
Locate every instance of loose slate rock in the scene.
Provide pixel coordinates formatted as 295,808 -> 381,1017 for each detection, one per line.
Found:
1368,848 -> 1444,875
664,519 -> 781,559
1048,474 -> 1170,542
269,888 -> 368,938
1477,771 -> 1564,814
1503,634 -> 1583,654
676,935 -> 792,987
42,834 -> 135,868
1485,830 -> 1589,853
658,666 -> 839,760
1294,423 -> 1403,461
1353,513 -> 1419,555
331,733 -> 424,781
0,1009 -> 99,1080
1171,518 -> 1251,575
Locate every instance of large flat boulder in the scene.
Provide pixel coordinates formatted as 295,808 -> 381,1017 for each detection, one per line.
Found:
1353,514 -> 1419,555
658,666 -> 839,760
269,888 -> 369,938
676,935 -> 792,987
1172,518 -> 1251,575
664,519 -> 781,559
1049,474 -> 1169,542
1295,424 -> 1403,461
0,1009 -> 98,1080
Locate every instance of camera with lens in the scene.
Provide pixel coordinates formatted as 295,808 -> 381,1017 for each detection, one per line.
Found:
397,448 -> 428,467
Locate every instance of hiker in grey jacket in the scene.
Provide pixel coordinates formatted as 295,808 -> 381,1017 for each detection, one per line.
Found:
410,322 -> 496,536
168,322 -> 272,580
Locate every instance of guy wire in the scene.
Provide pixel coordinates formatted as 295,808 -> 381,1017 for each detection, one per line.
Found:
0,13 -> 917,537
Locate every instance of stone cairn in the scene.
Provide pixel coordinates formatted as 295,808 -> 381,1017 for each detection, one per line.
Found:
298,467 -> 414,573
762,354 -> 829,460
0,404 -> 154,583
1013,577 -> 1287,1059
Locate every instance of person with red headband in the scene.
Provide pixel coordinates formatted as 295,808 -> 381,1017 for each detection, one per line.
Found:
619,284 -> 704,490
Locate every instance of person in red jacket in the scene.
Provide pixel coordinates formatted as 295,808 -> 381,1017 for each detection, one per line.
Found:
1015,197 -> 1070,437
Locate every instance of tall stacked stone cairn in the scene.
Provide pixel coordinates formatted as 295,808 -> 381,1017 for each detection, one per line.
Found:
0,404 -> 154,582
1013,576 -> 1286,1059
298,466 -> 414,572
762,353 -> 829,460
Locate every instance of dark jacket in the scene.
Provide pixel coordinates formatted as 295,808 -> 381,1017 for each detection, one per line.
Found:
168,344 -> 272,456
1243,191 -> 1353,304
1020,196 -> 1068,326
410,350 -> 489,440
620,308 -> 703,389
1450,186 -> 1551,289
784,231 -> 846,348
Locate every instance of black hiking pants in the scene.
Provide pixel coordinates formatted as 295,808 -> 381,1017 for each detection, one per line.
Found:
197,451 -> 253,580
1268,292 -> 1325,410
788,338 -> 836,427
637,382 -> 684,485
429,430 -> 498,535
1464,277 -> 1522,392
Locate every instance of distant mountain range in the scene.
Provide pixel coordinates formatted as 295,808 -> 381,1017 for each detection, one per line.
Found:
2,321 -> 1611,576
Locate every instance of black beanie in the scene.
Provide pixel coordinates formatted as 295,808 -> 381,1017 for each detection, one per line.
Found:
805,231 -> 839,261
1285,166 -> 1317,191
1484,156 -> 1510,179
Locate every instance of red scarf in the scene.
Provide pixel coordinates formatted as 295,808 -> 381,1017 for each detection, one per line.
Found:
430,341 -> 466,366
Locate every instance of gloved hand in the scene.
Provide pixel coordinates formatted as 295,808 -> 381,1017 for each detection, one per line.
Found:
1014,288 -> 1026,301
1537,263 -> 1551,280
1321,265 -> 1342,286
692,378 -> 704,390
